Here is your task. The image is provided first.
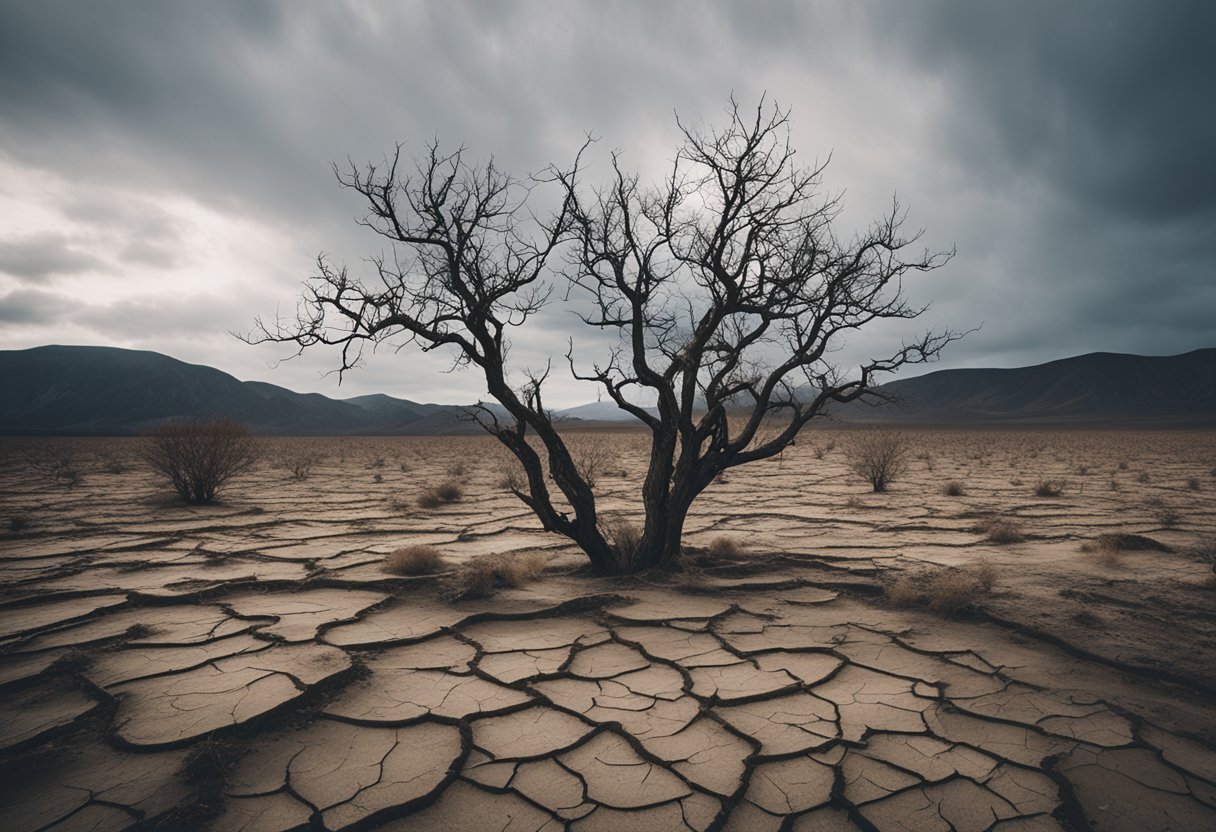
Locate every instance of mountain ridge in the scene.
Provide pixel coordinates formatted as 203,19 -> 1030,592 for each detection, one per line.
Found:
1,344 -> 1213,435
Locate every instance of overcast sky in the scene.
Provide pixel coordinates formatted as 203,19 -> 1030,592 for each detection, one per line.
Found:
1,1 -> 1213,406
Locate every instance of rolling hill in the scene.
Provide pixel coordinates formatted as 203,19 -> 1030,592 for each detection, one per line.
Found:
2,345 -> 1213,435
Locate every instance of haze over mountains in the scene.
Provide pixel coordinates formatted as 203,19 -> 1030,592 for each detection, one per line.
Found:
1,344 -> 1214,435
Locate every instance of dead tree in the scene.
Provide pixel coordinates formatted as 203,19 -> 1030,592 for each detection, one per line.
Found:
252,98 -> 959,574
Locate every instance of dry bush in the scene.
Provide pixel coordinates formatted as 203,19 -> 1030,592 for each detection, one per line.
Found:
1189,536 -> 1216,589
847,431 -> 909,493
569,435 -> 614,488
418,480 -> 464,509
7,515 -> 31,534
973,518 -> 1025,544
1033,480 -> 1064,498
942,480 -> 965,497
886,564 -> 998,614
926,567 -> 996,614
886,577 -> 921,608
94,449 -> 130,474
606,519 -> 644,571
1137,471 -> 1151,484
706,536 -> 746,558
384,544 -> 445,575
275,447 -> 323,481
142,419 -> 261,504
1186,477 -> 1201,491
444,552 -> 548,600
19,443 -> 84,488
1145,497 -> 1180,528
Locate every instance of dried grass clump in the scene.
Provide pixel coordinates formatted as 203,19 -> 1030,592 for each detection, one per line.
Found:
417,480 -> 464,509
1145,497 -> 1180,528
444,552 -> 548,600
886,564 -> 998,614
384,544 -> 445,575
972,518 -> 1025,544
942,480 -> 965,497
927,567 -> 997,614
1186,477 -> 1201,491
706,536 -> 746,558
1033,480 -> 1064,498
607,520 -> 644,571
886,577 -> 921,608
7,515 -> 31,534
1190,536 -> 1216,589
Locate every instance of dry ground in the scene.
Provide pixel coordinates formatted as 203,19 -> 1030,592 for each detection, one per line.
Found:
1,428 -> 1214,831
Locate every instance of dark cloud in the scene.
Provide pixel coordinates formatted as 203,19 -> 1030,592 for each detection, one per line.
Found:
0,231 -> 108,282
0,0 -> 1213,403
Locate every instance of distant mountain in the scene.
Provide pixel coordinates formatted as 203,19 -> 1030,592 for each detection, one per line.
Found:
3,345 -> 1213,436
826,348 -> 1216,426
0,345 -> 488,436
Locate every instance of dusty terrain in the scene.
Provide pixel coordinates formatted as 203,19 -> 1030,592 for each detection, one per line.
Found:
1,428 -> 1215,831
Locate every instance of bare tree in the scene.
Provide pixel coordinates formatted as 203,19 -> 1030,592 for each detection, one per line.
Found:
143,419 -> 261,503
252,98 -> 959,573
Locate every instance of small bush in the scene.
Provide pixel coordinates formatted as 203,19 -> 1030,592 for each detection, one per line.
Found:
142,419 -> 261,504
1137,472 -> 1150,484
385,544 -> 446,575
1080,533 -> 1172,554
942,480 -> 965,497
418,480 -> 464,509
706,536 -> 746,558
886,577 -> 921,608
847,431 -> 909,493
973,518 -> 1025,544
275,447 -> 323,481
1145,497 -> 1180,528
607,520 -> 643,570
1033,480 -> 1064,498
8,515 -> 31,534
1186,477 -> 1201,491
445,552 -> 547,600
1117,461 -> 1129,471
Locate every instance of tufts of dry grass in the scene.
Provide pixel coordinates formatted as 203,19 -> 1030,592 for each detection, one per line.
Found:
1186,477 -> 1201,491
418,480 -> 464,509
706,536 -> 746,558
607,520 -> 644,571
886,564 -> 998,614
942,480 -> 965,497
384,544 -> 446,575
1145,497 -> 1180,528
972,517 -> 1025,544
1080,533 -> 1173,555
444,552 -> 548,600
1033,480 -> 1065,498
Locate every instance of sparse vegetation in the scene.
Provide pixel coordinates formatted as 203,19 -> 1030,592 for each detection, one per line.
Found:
848,431 -> 909,493
886,564 -> 998,614
417,480 -> 464,509
384,544 -> 445,575
706,536 -> 746,558
1186,477 -> 1201,491
1080,533 -> 1172,554
142,419 -> 261,504
275,447 -> 323,481
1033,480 -> 1064,498
7,515 -> 31,534
444,552 -> 548,600
972,518 -> 1025,544
942,480 -> 965,497
1145,497 -> 1180,528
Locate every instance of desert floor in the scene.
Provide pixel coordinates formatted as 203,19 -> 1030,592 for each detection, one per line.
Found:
1,428 -> 1215,831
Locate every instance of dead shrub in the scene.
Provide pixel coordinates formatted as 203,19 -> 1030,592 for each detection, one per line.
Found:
7,515 -> 31,534
847,431 -> 909,493
384,544 -> 445,575
887,565 -> 997,614
570,435 -> 613,488
1137,471 -> 1151,484
607,519 -> 644,570
418,480 -> 464,509
1033,480 -> 1064,498
927,568 -> 996,614
142,419 -> 261,504
275,447 -> 323,481
942,480 -> 965,497
1186,477 -> 1201,491
886,577 -> 922,608
706,536 -> 746,558
444,552 -> 547,599
973,518 -> 1025,544
1145,497 -> 1180,528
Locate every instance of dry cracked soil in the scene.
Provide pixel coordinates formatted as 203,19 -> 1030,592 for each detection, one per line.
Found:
1,428 -> 1215,831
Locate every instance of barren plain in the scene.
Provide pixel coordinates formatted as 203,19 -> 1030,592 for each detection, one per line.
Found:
1,428 -> 1215,831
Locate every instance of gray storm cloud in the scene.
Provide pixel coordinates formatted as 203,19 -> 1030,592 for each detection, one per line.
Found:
0,0 -> 1212,406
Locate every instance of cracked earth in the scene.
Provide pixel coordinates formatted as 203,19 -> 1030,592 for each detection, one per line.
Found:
1,429 -> 1215,830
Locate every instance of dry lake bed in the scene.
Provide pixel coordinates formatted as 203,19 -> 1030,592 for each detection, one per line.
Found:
2,428 -> 1215,831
